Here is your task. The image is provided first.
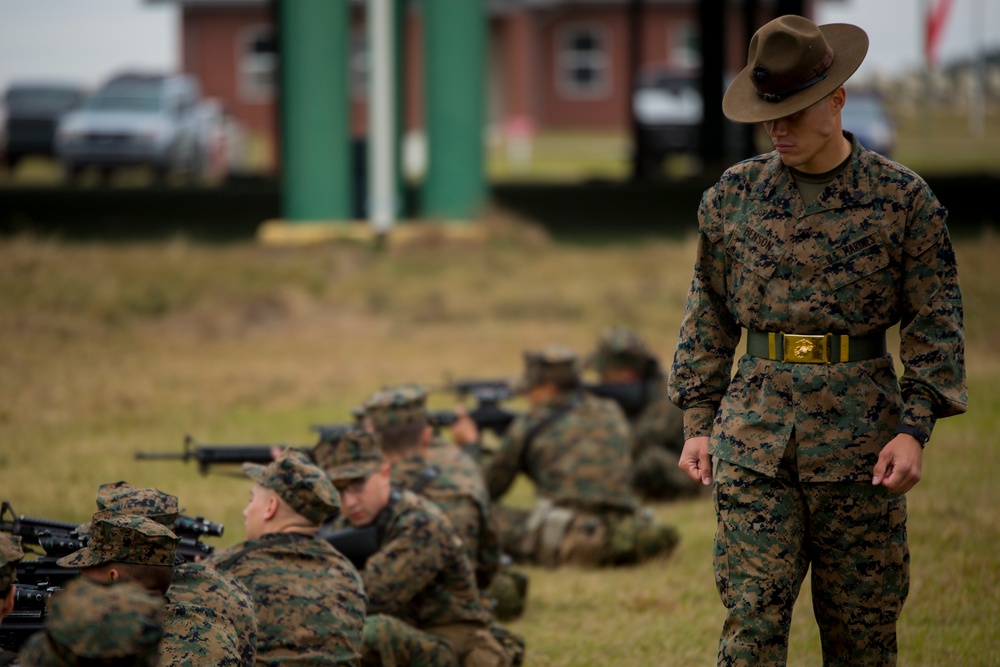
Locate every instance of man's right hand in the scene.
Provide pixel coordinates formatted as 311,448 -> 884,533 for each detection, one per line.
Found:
679,436 -> 713,485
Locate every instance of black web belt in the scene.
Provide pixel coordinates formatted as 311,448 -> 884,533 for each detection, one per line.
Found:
746,330 -> 886,364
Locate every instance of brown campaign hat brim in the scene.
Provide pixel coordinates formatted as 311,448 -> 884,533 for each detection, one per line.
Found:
723,23 -> 868,124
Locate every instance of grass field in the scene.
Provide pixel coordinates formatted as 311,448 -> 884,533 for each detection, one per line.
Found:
1,216 -> 998,665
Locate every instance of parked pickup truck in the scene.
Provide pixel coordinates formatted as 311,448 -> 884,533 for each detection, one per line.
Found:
56,72 -> 204,182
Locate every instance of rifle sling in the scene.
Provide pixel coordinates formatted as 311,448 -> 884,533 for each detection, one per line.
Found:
213,532 -> 309,571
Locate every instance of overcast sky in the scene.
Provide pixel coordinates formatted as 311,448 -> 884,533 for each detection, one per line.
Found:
0,0 -> 998,94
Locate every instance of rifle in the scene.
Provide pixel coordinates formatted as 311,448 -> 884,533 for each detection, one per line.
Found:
135,434 -> 310,476
309,406 -> 519,441
2,501 -> 224,568
315,490 -> 398,570
172,514 -> 224,562
0,583 -> 59,652
316,523 -> 381,571
0,502 -> 79,548
445,378 -> 654,421
581,382 -> 653,419
435,379 -> 520,436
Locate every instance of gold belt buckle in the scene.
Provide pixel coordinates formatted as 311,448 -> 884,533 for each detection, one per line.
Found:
782,333 -> 831,363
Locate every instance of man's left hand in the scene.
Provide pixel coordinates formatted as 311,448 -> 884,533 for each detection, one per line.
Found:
872,433 -> 923,494
449,406 -> 479,448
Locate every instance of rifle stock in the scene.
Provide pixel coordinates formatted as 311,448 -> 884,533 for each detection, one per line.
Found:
317,523 -> 380,571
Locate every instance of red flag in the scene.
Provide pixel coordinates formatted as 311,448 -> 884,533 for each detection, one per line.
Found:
925,0 -> 954,68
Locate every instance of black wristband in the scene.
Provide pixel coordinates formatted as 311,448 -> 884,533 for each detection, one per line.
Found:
894,424 -> 929,447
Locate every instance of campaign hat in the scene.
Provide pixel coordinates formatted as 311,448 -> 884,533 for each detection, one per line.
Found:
722,15 -> 868,123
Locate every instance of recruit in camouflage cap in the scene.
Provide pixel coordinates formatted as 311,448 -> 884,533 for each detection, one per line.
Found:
515,345 -> 580,391
97,481 -> 179,524
57,509 -> 180,569
78,481 -> 181,536
0,532 -> 24,592
589,327 -> 654,372
314,429 -> 385,482
364,384 -> 429,431
242,448 -> 341,524
19,577 -> 164,665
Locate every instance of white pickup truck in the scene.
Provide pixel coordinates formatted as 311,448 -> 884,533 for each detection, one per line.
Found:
56,73 -> 206,183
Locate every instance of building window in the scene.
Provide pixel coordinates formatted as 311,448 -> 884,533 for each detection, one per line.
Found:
240,26 -> 276,102
672,23 -> 701,70
556,25 -> 610,99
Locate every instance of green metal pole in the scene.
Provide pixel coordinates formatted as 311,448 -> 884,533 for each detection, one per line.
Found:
280,0 -> 351,222
422,0 -> 486,221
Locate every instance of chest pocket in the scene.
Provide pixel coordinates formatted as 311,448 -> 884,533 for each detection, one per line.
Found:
726,228 -> 780,328
822,234 -> 895,327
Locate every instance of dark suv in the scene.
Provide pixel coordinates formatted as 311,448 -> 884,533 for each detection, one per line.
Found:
1,82 -> 86,170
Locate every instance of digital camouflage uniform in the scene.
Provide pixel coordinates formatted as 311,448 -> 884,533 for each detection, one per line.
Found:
668,130 -> 967,665
487,347 -> 678,567
18,578 -> 163,667
165,562 -> 258,667
74,482 -> 258,665
208,449 -> 366,666
322,430 -> 512,667
424,437 -> 527,623
0,533 -> 24,667
589,327 -> 699,500
359,385 -> 501,591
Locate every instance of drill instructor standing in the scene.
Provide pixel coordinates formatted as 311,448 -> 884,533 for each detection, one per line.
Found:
668,15 -> 966,667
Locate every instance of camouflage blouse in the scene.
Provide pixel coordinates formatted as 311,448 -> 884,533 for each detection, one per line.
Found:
668,134 -> 967,481
209,533 -> 366,666
393,451 -> 499,589
361,490 -> 491,630
486,391 -> 637,513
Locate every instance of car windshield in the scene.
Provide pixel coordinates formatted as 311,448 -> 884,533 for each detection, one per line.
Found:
83,93 -> 164,112
4,87 -> 82,113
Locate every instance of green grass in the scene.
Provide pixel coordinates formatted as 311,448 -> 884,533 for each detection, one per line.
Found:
1,224 -> 998,665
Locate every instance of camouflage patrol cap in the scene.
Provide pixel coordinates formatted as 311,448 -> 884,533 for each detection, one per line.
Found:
29,578 -> 164,664
313,429 -> 385,482
364,384 -> 429,431
97,481 -> 180,524
242,448 -> 341,524
78,481 -> 180,536
515,345 -> 580,391
57,510 -> 180,568
589,327 -> 654,372
0,532 -> 24,591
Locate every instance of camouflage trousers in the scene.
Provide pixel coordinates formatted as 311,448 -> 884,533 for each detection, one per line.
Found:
362,615 -> 457,667
713,451 -> 909,667
424,621 -> 513,667
493,501 -> 679,568
630,446 -> 704,501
